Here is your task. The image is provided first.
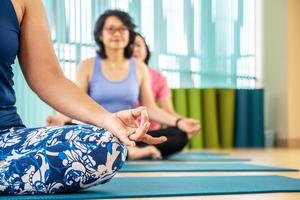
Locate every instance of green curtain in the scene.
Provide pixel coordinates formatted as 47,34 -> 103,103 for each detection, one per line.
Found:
172,89 -> 189,148
13,62 -> 53,127
217,89 -> 235,148
187,89 -> 203,149
172,89 -> 188,117
202,89 -> 220,148
171,88 -> 250,149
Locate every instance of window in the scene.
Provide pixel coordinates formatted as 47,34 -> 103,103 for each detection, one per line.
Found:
44,0 -> 259,88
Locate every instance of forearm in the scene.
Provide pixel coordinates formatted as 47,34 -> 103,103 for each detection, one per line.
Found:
159,97 -> 183,119
32,72 -> 108,127
167,110 -> 182,119
147,105 -> 178,127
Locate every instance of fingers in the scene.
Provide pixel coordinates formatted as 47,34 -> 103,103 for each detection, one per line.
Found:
116,110 -> 138,128
180,119 -> 201,133
139,109 -> 149,127
118,133 -> 136,147
190,119 -> 200,124
141,134 -> 167,145
192,123 -> 201,132
185,119 -> 200,125
188,124 -> 200,133
102,115 -> 136,146
130,106 -> 146,118
129,121 -> 150,141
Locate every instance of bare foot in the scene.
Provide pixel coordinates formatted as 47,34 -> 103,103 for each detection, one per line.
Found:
127,146 -> 162,160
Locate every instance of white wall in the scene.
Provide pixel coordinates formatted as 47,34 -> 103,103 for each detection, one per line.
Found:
263,0 -> 288,142
263,0 -> 300,146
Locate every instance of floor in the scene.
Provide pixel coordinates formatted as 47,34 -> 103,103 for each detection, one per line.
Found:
100,148 -> 300,200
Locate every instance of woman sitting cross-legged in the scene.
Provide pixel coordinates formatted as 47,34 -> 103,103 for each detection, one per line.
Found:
0,0 -> 165,195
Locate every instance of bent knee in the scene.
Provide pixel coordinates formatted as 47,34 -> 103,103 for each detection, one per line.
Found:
86,127 -> 127,169
107,135 -> 127,171
173,128 -> 189,148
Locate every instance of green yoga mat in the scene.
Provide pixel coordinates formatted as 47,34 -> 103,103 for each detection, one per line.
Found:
120,163 -> 298,172
172,89 -> 189,149
3,175 -> 300,199
186,88 -> 203,148
172,89 -> 188,117
217,89 -> 235,148
202,89 -> 220,148
166,154 -> 250,162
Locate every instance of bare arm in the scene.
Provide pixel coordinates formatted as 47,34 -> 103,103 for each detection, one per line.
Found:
138,61 -> 178,126
158,96 -> 181,118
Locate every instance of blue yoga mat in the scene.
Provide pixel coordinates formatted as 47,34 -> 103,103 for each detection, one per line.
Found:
235,89 -> 265,147
120,163 -> 298,172
178,151 -> 227,156
2,175 -> 300,199
166,154 -> 250,162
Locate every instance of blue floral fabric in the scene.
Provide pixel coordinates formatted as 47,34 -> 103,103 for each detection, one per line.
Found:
0,125 -> 127,195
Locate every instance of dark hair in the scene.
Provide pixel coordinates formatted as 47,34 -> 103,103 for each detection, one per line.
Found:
134,32 -> 151,65
94,10 -> 136,59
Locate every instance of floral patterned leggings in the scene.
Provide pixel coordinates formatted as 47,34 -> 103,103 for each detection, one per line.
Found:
0,125 -> 127,195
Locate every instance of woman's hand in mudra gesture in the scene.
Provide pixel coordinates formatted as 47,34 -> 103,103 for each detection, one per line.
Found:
100,107 -> 167,146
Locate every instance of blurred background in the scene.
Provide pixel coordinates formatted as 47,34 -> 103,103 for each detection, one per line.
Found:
12,0 -> 300,149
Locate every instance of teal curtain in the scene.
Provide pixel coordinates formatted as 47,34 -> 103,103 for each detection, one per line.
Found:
13,0 -> 257,127
234,89 -> 265,147
13,62 -> 53,127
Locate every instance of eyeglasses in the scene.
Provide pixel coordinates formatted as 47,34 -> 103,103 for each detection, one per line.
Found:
103,26 -> 129,35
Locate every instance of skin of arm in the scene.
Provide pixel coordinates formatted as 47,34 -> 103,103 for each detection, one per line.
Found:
137,60 -> 178,126
158,96 -> 181,118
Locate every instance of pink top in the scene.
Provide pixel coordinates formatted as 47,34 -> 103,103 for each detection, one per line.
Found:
136,67 -> 171,131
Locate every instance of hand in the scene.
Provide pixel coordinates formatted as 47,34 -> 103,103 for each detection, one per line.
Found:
46,114 -> 67,126
100,107 -> 167,146
177,118 -> 201,136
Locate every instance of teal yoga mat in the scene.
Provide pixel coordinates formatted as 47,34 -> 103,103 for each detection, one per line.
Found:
3,175 -> 300,199
166,154 -> 250,162
235,89 -> 265,147
178,150 -> 227,156
120,163 -> 298,172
